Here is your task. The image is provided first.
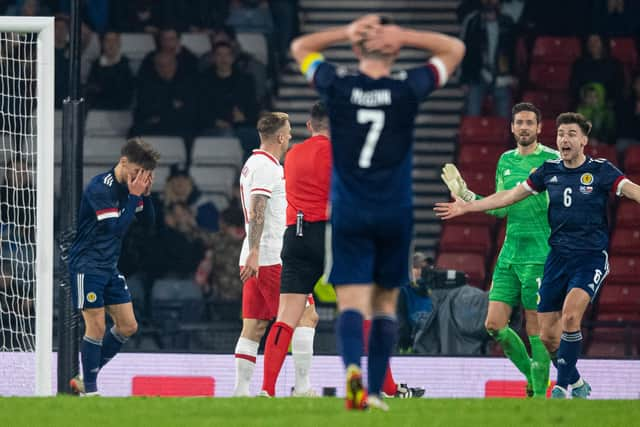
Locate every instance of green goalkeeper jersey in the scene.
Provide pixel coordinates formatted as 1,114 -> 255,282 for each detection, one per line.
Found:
483,143 -> 560,265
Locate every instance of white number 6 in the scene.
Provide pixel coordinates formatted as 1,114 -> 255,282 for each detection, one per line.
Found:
357,109 -> 385,168
563,187 -> 572,207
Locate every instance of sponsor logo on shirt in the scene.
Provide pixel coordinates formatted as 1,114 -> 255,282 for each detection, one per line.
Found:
580,185 -> 593,195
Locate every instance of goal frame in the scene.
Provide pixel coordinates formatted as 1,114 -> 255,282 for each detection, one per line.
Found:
0,16 -> 55,396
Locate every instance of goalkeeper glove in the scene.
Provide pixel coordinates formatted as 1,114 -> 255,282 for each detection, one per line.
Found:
441,163 -> 476,202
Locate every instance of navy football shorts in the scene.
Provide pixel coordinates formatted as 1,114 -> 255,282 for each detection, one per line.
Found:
328,203 -> 412,289
537,249 -> 609,313
70,270 -> 132,310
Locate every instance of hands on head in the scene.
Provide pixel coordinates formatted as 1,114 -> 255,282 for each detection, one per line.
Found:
347,14 -> 403,55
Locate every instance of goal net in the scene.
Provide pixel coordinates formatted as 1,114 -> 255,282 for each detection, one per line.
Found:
0,17 -> 54,396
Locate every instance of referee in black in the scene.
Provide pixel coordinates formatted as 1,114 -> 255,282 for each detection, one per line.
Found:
260,102 -> 331,397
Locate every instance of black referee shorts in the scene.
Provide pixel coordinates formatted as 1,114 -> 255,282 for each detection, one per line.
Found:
280,221 -> 326,295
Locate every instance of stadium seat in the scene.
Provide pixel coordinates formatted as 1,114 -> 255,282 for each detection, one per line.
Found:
84,136 -> 128,164
597,284 -> 640,313
607,255 -> 640,285
528,63 -> 571,91
585,328 -> 637,357
520,90 -> 570,119
436,252 -> 486,288
237,32 -> 268,65
609,38 -> 638,71
538,118 -> 557,147
138,135 -> 187,165
447,211 -> 498,228
200,192 -> 230,211
85,110 -> 133,137
585,144 -> 618,166
189,165 -> 237,194
439,224 -> 493,257
531,36 -> 581,65
457,144 -> 504,172
181,33 -> 211,56
624,145 -> 640,173
610,227 -> 640,256
459,169 -> 496,196
615,200 -> 640,228
458,117 -> 510,146
120,33 -> 155,74
191,136 -> 244,169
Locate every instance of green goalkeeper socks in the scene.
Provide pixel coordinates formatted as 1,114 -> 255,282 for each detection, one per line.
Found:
529,335 -> 550,398
495,327 -> 532,384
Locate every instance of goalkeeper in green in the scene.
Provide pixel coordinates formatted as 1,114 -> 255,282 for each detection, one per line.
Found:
442,102 -> 559,397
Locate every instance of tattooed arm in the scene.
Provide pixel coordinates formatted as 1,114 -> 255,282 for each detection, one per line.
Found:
240,194 -> 268,282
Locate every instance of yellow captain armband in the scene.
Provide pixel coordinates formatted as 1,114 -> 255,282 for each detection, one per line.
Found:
300,52 -> 325,81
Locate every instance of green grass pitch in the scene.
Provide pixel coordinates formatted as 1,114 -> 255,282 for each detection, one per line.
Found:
2,397 -> 640,427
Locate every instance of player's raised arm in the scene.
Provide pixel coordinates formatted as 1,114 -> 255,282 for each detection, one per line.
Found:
366,24 -> 465,82
619,178 -> 640,203
290,14 -> 381,65
434,184 -> 531,220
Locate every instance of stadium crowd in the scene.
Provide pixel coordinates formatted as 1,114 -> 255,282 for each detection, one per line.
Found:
0,0 -> 639,358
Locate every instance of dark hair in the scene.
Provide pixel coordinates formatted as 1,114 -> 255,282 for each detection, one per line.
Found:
120,138 -> 160,170
309,102 -> 328,130
357,15 -> 395,59
212,41 -> 234,53
556,112 -> 592,136
212,25 -> 237,40
257,112 -> 289,137
511,102 -> 541,124
221,206 -> 244,228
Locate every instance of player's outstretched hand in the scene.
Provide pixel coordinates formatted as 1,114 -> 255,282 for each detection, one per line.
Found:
434,196 -> 468,220
240,251 -> 259,282
441,163 -> 476,202
128,170 -> 149,197
347,14 -> 381,44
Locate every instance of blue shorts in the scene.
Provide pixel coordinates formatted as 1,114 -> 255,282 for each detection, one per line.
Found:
70,270 -> 131,310
537,249 -> 609,313
328,203 -> 412,289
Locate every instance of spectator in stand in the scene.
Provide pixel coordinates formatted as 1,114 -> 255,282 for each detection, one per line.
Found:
0,157 -> 35,244
269,0 -> 299,69
226,0 -> 274,35
617,72 -> 640,150
591,0 -> 640,37
85,31 -> 134,110
198,41 -> 260,156
577,83 -> 616,144
195,206 -> 245,303
460,0 -> 516,118
57,0 -> 110,34
54,15 -> 69,108
138,27 -> 198,80
6,0 -> 51,16
80,21 -> 100,85
131,51 -> 197,137
109,0 -> 160,33
200,25 -> 271,108
570,34 -> 625,108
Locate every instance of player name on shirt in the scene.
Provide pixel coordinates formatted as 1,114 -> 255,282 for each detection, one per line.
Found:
350,88 -> 392,107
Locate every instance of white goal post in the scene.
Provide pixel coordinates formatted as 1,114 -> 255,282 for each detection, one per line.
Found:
0,16 -> 54,396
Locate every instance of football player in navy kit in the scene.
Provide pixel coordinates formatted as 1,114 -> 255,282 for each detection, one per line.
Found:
68,138 -> 159,395
436,112 -> 640,399
291,14 -> 465,410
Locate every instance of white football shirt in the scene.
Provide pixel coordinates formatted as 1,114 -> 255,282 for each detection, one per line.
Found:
238,149 -> 286,266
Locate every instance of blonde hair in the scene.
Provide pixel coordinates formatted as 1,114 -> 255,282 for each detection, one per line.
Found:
257,112 -> 289,137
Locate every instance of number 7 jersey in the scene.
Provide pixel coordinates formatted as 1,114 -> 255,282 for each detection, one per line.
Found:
304,56 -> 447,208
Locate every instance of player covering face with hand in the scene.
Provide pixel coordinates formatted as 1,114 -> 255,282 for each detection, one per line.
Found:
442,102 -> 557,398
436,112 -> 640,399
68,138 -> 159,396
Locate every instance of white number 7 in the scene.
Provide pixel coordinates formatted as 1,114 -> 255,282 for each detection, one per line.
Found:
357,109 -> 385,168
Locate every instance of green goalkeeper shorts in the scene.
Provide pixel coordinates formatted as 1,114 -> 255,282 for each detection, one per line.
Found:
488,261 -> 544,311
